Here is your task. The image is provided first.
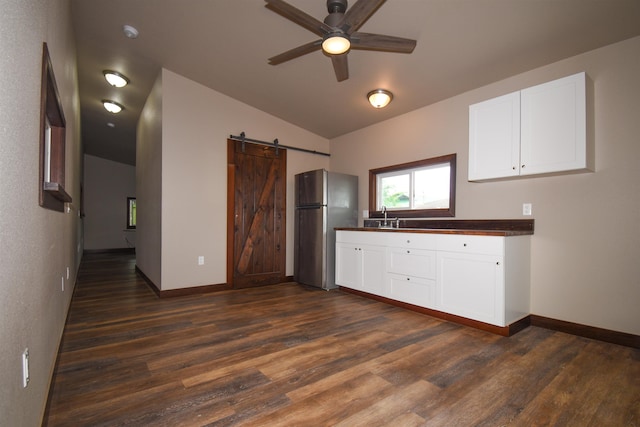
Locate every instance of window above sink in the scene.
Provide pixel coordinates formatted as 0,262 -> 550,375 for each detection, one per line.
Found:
369,153 -> 456,218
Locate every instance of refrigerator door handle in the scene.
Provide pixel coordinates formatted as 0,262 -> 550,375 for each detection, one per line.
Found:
296,205 -> 324,209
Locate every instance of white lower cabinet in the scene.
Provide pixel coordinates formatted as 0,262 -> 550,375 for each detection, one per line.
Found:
437,251 -> 505,325
435,234 -> 531,327
360,245 -> 386,295
335,235 -> 386,295
335,230 -> 530,328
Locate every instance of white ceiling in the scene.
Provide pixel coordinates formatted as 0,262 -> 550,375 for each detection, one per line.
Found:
71,0 -> 640,165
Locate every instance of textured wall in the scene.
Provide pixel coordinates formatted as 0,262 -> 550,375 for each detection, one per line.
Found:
0,0 -> 82,425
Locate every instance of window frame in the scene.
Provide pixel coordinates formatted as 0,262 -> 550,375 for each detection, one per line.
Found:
368,153 -> 456,218
126,197 -> 137,229
39,43 -> 71,212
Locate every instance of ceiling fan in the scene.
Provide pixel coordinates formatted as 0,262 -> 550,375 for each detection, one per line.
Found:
265,0 -> 417,82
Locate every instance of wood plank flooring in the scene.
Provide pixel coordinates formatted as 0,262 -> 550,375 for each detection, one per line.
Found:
43,252 -> 640,426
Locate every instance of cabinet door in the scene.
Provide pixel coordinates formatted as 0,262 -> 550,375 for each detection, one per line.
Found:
335,242 -> 386,295
437,251 -> 505,326
468,91 -> 521,181
335,242 -> 361,290
520,72 -> 586,175
361,245 -> 387,296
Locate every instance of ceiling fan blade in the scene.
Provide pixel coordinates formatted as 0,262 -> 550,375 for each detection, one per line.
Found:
331,54 -> 349,82
268,40 -> 323,65
338,0 -> 386,34
350,32 -> 417,53
265,0 -> 332,37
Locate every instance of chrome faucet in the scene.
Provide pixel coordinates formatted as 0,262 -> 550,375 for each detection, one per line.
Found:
381,205 -> 388,226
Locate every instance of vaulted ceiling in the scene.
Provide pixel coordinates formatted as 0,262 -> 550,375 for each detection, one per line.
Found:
71,0 -> 640,166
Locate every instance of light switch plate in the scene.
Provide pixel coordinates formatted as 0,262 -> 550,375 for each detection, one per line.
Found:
523,203 -> 532,216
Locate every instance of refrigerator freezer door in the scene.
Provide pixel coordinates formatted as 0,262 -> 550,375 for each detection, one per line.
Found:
295,169 -> 327,207
294,206 -> 326,288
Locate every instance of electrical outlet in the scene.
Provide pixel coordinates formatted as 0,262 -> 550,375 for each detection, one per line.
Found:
523,203 -> 532,216
22,349 -> 29,388
198,256 -> 205,266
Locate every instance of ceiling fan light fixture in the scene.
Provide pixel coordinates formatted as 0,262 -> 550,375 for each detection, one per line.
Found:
367,89 -> 393,108
322,33 -> 351,55
103,70 -> 129,88
102,100 -> 124,114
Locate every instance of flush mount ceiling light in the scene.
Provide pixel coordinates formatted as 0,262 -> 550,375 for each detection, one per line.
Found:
322,33 -> 351,55
103,70 -> 129,88
122,24 -> 139,39
102,100 -> 124,114
367,89 -> 393,108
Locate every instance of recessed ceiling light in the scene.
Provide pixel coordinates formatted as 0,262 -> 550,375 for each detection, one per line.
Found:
367,89 -> 393,108
103,70 -> 129,88
102,100 -> 124,114
122,25 -> 139,39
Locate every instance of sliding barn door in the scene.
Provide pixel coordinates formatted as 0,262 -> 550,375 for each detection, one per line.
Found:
227,139 -> 287,288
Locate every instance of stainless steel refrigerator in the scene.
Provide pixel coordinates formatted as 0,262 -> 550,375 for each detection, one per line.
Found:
294,169 -> 358,290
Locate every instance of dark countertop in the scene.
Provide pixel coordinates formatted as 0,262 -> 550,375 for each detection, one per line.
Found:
338,219 -> 534,236
335,227 -> 533,237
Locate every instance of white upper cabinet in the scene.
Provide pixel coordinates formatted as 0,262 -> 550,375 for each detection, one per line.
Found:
520,73 -> 587,175
469,91 -> 521,180
469,72 -> 589,181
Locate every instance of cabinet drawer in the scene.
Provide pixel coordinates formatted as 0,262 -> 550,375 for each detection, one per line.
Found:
436,234 -> 503,256
388,247 -> 436,279
336,230 -> 386,246
388,274 -> 436,309
386,232 -> 436,250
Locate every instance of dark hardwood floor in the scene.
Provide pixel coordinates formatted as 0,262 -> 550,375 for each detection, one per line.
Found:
43,252 -> 640,426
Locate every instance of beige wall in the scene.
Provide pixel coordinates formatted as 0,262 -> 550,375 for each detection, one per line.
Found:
330,36 -> 640,336
136,71 -> 164,287
0,0 -> 82,425
84,154 -> 136,250
145,69 -> 329,290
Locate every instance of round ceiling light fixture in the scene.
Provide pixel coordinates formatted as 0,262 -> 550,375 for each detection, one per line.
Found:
322,33 -> 351,55
103,70 -> 129,88
122,24 -> 139,39
367,89 -> 393,108
102,100 -> 124,114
